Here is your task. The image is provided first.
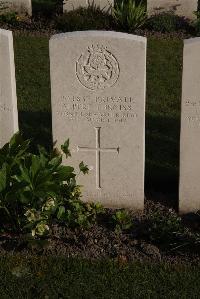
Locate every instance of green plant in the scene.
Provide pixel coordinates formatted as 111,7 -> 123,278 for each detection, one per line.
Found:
146,209 -> 183,247
0,1 -> 19,24
147,12 -> 187,33
192,11 -> 200,35
113,0 -> 147,32
112,209 -> 132,232
0,132 -> 104,237
56,6 -> 113,32
0,11 -> 19,24
87,0 -> 112,14
57,200 -> 105,228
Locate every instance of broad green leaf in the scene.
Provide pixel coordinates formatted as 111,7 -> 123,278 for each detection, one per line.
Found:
57,165 -> 75,180
30,155 -> 41,180
61,139 -> 71,159
38,145 -> 48,157
9,131 -> 22,149
19,165 -> 32,185
15,139 -> 31,158
57,206 -> 65,219
49,156 -> 62,169
0,142 -> 9,165
19,192 -> 32,204
0,163 -> 7,192
79,161 -> 89,175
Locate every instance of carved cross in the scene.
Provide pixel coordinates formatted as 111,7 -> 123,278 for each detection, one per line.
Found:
77,127 -> 119,189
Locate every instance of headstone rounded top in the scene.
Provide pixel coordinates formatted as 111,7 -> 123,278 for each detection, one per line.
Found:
0,29 -> 12,37
184,37 -> 200,45
50,31 -> 147,43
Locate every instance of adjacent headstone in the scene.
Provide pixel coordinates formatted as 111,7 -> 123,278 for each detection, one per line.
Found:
50,31 -> 146,209
0,0 -> 32,16
147,0 -> 197,19
179,38 -> 200,213
63,0 -> 113,14
0,29 -> 18,147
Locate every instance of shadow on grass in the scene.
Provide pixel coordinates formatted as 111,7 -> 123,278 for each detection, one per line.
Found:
145,112 -> 180,207
18,111 -> 52,152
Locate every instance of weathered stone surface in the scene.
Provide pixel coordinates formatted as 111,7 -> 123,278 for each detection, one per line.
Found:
179,38 -> 200,213
147,0 -> 197,19
50,31 -> 146,210
0,0 -> 32,16
63,0 -> 113,13
0,29 -> 18,147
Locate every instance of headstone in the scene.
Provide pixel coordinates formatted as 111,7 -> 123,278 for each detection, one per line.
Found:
0,29 -> 18,147
147,0 -> 197,19
179,38 -> 200,213
63,0 -> 113,14
50,31 -> 146,210
0,0 -> 32,16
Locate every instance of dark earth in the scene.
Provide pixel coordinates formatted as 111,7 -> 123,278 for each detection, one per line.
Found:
1,200 -> 200,265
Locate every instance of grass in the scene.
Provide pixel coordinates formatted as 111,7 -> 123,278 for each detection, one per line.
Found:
0,256 -> 199,298
146,38 -> 182,194
14,36 -> 52,150
13,35 -> 183,199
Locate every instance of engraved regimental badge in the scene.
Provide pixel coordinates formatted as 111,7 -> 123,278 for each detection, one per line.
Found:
76,45 -> 120,90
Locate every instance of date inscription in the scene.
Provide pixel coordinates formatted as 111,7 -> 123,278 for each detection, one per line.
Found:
55,95 -> 138,123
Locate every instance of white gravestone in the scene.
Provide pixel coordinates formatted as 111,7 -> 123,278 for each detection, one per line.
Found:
50,31 -> 146,210
63,0 -> 113,13
147,0 -> 197,20
1,0 -> 32,16
180,38 -> 200,213
0,29 -> 18,147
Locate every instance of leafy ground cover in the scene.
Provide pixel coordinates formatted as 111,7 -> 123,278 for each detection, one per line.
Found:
0,256 -> 200,298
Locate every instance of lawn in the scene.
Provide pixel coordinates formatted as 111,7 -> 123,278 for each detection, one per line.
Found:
146,38 -> 182,195
14,36 -> 52,151
0,256 -> 199,298
14,35 -> 183,202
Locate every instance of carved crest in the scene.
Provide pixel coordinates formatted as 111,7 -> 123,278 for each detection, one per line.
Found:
76,45 -> 120,90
